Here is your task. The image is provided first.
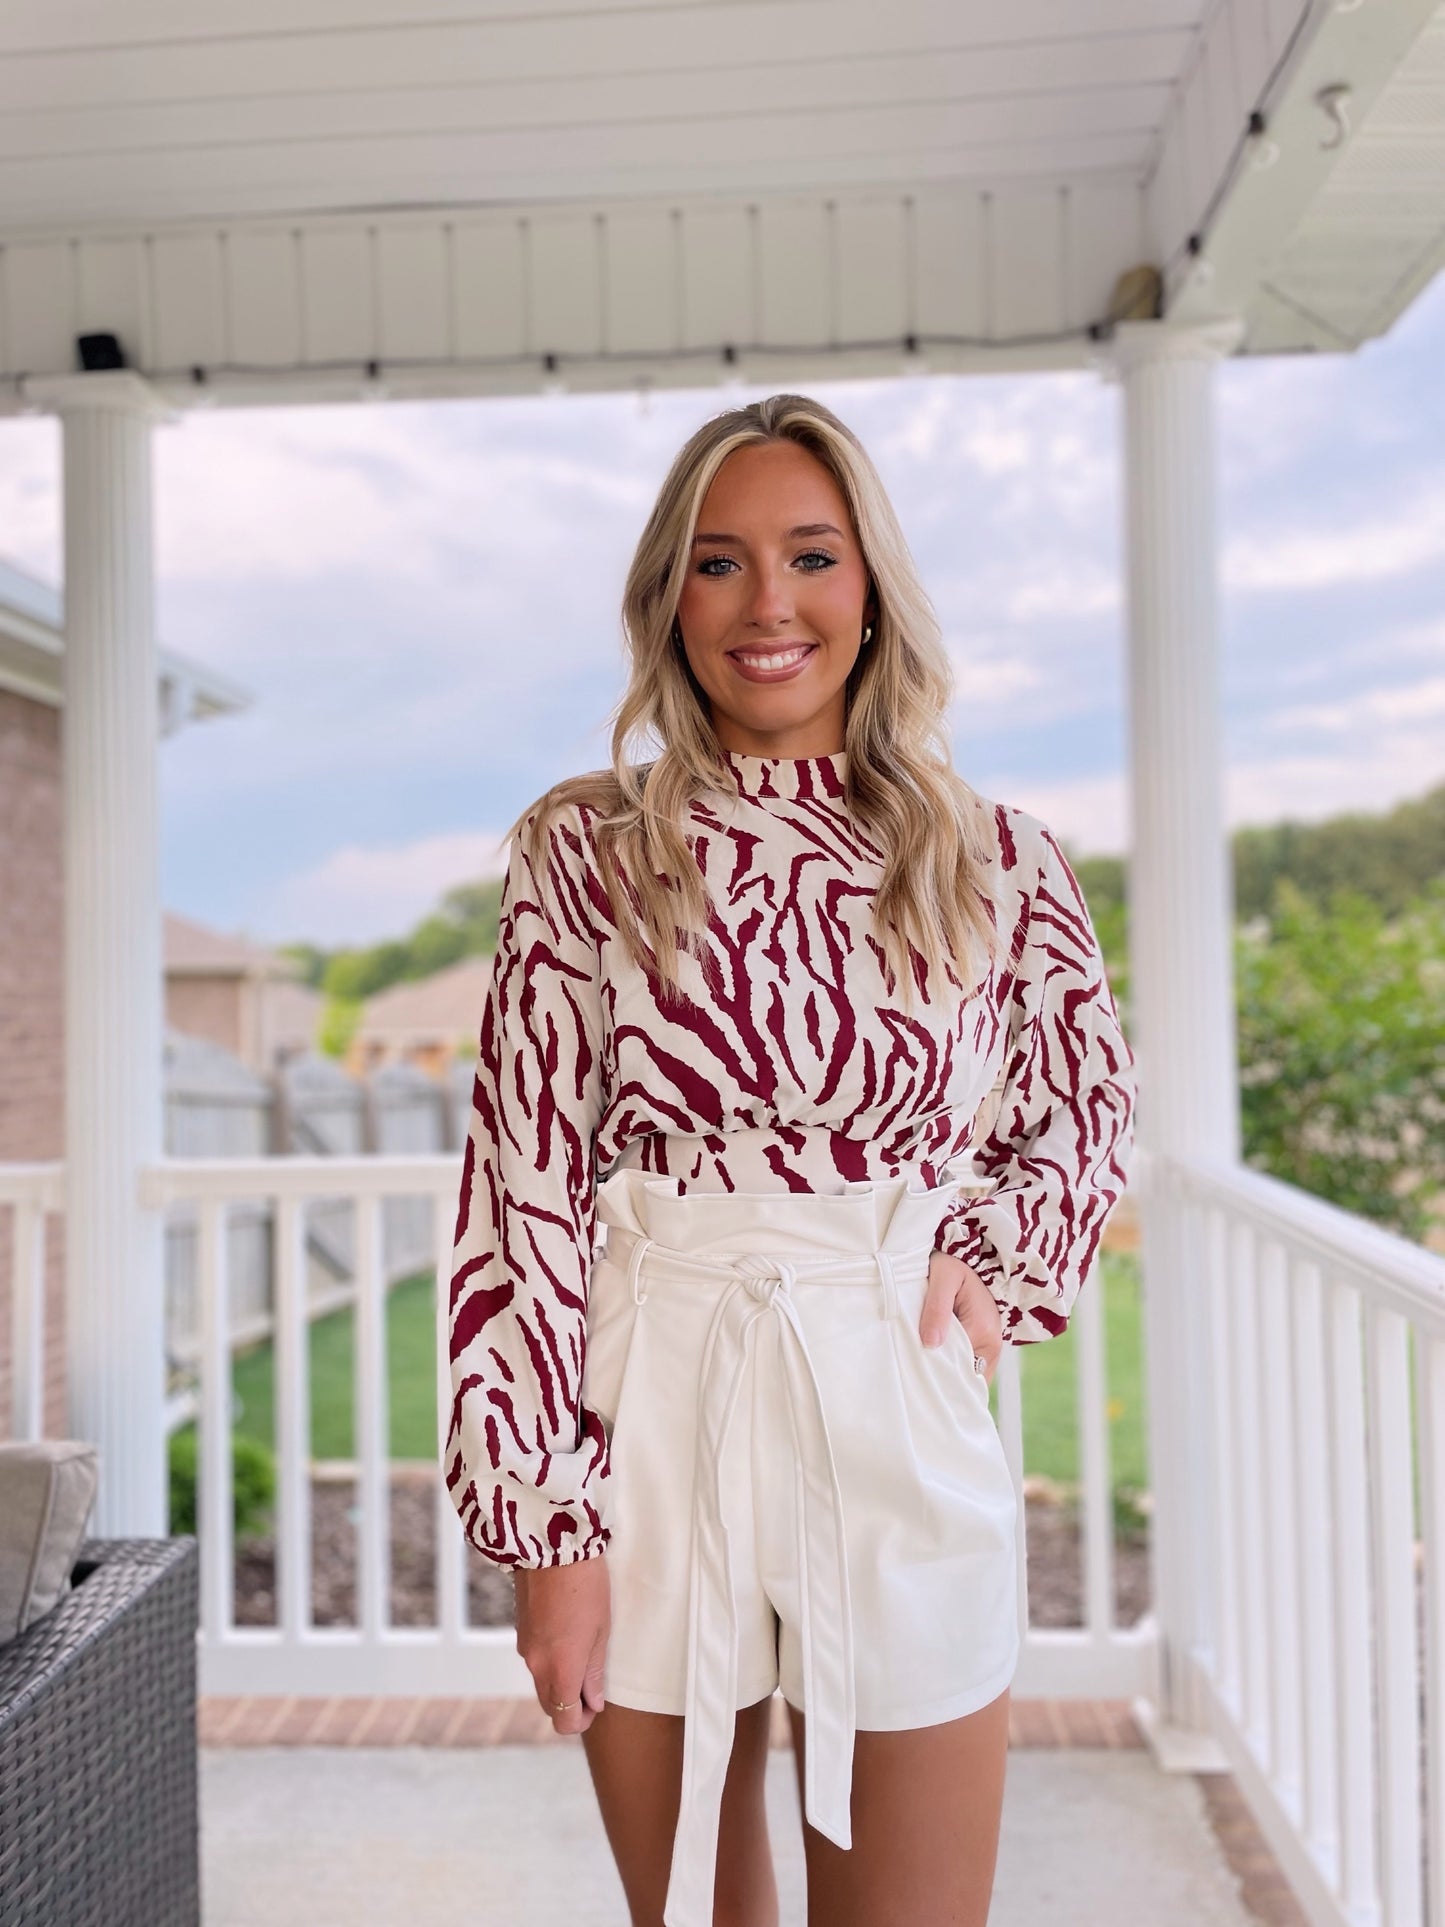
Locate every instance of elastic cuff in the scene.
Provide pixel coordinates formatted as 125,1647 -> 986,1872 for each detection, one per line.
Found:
935,1217 -> 1012,1340
513,1535 -> 612,1573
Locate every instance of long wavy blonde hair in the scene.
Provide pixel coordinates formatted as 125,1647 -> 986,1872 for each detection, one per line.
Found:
511,391 -> 1003,1014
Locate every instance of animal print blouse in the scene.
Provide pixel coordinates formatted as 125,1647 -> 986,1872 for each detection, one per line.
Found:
445,748 -> 1137,1569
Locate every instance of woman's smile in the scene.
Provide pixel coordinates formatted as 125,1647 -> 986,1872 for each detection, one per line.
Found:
726,639 -> 819,683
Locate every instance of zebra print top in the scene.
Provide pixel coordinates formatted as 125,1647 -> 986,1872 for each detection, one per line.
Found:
445,747 -> 1137,1569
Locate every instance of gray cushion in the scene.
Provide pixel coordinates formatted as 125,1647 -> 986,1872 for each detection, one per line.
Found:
0,1440 -> 99,1642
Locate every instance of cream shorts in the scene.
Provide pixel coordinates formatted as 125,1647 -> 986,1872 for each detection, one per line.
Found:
580,1166 -> 1020,1927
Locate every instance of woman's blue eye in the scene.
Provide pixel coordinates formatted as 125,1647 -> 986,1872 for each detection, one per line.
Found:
696,549 -> 838,577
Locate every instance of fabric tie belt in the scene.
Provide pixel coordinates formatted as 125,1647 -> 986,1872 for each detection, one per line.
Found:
602,1222 -> 937,1927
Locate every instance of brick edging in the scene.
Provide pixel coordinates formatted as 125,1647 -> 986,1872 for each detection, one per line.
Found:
198,1693 -> 1147,1750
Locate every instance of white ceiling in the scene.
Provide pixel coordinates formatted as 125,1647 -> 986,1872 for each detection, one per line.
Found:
0,0 -> 1226,226
0,0 -> 1440,404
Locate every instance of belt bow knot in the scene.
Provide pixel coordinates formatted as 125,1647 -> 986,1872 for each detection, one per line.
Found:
730,1253 -> 798,1304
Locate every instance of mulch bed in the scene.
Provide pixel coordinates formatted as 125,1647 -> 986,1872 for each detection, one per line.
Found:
232,1469 -> 1151,1631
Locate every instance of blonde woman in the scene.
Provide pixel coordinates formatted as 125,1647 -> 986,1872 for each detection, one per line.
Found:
445,393 -> 1136,1927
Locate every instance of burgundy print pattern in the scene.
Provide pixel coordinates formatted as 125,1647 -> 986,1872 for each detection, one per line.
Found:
445,749 -> 1137,1569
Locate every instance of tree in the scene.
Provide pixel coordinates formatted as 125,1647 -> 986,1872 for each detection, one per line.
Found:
318,992 -> 364,1061
1233,782 -> 1445,920
1236,879 -> 1445,1239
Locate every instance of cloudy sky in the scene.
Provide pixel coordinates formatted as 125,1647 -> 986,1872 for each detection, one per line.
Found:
2,272 -> 1443,950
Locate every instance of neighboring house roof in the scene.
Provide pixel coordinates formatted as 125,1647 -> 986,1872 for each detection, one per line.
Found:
0,555 -> 252,733
164,909 -> 303,981
356,956 -> 493,1047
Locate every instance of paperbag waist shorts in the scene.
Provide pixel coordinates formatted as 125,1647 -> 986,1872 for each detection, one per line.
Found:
581,1166 -> 1021,1927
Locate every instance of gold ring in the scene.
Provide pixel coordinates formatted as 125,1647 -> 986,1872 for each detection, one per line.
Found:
552,1698 -> 579,1712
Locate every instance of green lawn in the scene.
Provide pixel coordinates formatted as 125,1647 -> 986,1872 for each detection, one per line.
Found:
1012,1251 -> 1148,1491
231,1271 -> 441,1461
225,1252 -> 1148,1491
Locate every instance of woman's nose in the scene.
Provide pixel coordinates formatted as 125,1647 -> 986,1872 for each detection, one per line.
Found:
743,566 -> 795,628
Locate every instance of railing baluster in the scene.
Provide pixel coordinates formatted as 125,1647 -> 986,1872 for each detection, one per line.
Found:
1176,1184 -> 1218,1728
1231,1218 -> 1269,1760
1074,1239 -> 1114,1639
1290,1255 -> 1340,1886
993,1342 -> 1028,1641
274,1192 -> 312,1643
198,1196 -> 233,1645
1364,1295 -> 1423,1923
354,1191 -> 389,1642
9,1196 -> 46,1441
1325,1271 -> 1379,1918
1259,1234 -> 1304,1820
1204,1200 -> 1241,1712
433,1189 -> 467,1640
1416,1327 -> 1445,1927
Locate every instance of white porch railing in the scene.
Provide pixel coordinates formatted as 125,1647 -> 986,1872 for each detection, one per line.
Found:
1150,1152 -> 1445,1927
3,1152 -> 1154,1704
138,1154 -> 488,1697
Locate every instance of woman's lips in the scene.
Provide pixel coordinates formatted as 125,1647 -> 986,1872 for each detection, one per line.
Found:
726,642 -> 818,684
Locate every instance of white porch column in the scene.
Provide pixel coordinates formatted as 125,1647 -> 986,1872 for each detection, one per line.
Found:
1096,315 -> 1244,1752
27,370 -> 175,1536
1108,316 -> 1245,1164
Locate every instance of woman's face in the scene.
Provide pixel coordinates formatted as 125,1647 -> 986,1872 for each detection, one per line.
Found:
673,439 -> 874,757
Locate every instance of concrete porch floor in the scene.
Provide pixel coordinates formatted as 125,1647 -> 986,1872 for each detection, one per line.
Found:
200,1704 -> 1289,1926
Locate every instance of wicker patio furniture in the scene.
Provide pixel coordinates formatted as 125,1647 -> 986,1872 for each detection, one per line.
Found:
0,1536 -> 200,1927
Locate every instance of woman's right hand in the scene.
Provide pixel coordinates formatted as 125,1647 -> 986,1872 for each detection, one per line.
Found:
514,1553 -> 611,1735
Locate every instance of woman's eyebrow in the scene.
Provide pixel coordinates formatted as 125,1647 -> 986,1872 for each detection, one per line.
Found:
691,522 -> 844,545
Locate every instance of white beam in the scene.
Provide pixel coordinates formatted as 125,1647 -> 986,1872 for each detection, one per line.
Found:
25,366 -> 176,1535
0,180 -> 1141,410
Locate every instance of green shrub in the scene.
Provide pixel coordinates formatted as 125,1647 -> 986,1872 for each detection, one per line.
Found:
168,1424 -> 277,1540
1237,878 -> 1445,1238
1112,1481 -> 1151,1545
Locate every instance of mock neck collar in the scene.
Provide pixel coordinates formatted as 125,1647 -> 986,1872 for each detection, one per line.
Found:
720,746 -> 849,803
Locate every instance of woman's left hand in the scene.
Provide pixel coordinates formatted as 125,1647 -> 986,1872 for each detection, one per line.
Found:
921,1250 -> 1005,1385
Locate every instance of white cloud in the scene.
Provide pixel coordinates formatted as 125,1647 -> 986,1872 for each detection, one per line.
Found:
985,771 -> 1129,856
1004,565 -> 1119,622
154,400 -> 653,588
0,417 -> 60,579
962,424 -> 1034,475
1224,479 -> 1445,592
981,721 -> 1445,862
1278,674 -> 1445,735
254,826 -> 511,947
1224,741 -> 1445,828
943,642 -> 1043,710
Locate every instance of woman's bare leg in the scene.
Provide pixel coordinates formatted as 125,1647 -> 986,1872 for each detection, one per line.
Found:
580,1691 -> 779,1927
785,1687 -> 1010,1927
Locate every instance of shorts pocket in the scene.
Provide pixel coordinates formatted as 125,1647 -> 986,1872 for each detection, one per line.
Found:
943,1310 -> 989,1385
581,1254 -> 642,1447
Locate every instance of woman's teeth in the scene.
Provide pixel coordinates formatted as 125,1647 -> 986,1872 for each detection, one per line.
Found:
730,645 -> 815,671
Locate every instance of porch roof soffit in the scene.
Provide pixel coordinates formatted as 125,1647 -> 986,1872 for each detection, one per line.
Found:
0,0 -> 1439,411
